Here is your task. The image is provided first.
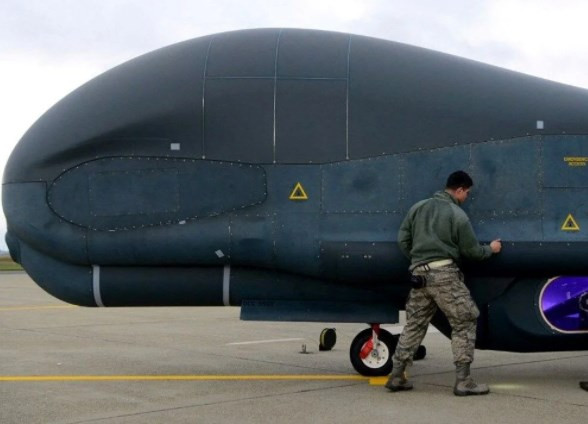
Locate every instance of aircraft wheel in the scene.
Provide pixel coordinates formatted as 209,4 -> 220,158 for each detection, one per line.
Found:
349,328 -> 397,376
414,345 -> 427,360
319,328 -> 337,351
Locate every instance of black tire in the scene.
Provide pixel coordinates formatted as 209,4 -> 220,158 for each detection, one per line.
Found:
349,328 -> 397,376
319,328 -> 337,351
414,345 -> 427,360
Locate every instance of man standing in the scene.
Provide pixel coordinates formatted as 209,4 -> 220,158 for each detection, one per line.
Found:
386,170 -> 502,396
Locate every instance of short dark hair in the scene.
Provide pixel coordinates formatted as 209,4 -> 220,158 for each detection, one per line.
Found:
446,170 -> 473,190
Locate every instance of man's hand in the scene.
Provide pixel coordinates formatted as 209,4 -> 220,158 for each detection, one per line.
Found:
490,239 -> 502,253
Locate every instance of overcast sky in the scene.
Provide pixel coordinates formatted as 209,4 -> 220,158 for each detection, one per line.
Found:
2,0 -> 588,251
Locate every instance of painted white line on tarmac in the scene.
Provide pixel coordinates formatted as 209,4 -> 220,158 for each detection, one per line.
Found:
226,338 -> 305,346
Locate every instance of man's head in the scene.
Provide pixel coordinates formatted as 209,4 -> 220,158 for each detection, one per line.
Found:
445,170 -> 473,204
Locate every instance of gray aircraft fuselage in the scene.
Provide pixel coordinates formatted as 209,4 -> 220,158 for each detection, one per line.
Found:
3,29 -> 588,356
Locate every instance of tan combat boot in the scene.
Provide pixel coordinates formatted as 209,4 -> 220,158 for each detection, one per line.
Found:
385,362 -> 413,392
453,363 -> 489,396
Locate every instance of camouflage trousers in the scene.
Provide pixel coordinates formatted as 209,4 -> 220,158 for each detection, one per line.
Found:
392,264 -> 479,367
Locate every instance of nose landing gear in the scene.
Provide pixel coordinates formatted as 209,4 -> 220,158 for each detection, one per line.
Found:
349,324 -> 396,376
349,323 -> 426,376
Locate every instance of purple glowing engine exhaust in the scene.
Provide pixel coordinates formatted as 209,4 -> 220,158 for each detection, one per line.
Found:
540,277 -> 588,333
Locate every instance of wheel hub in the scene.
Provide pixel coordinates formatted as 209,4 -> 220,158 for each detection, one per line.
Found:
361,341 -> 390,368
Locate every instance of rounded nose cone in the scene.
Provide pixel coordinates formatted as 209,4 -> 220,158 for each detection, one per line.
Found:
3,36 -> 210,185
5,231 -> 21,264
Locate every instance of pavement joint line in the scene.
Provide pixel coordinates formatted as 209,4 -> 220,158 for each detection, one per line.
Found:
63,381 -> 364,424
0,374 -> 385,384
422,382 -> 588,407
410,353 -> 588,378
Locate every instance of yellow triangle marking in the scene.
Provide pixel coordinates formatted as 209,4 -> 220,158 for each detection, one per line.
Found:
561,213 -> 580,231
289,182 -> 308,200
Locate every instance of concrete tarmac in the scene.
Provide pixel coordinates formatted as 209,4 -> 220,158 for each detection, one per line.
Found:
1,272 -> 587,424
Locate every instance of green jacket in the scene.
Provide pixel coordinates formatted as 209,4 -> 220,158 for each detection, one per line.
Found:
398,190 -> 493,266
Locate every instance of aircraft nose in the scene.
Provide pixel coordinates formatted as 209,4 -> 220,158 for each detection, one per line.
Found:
4,231 -> 20,264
